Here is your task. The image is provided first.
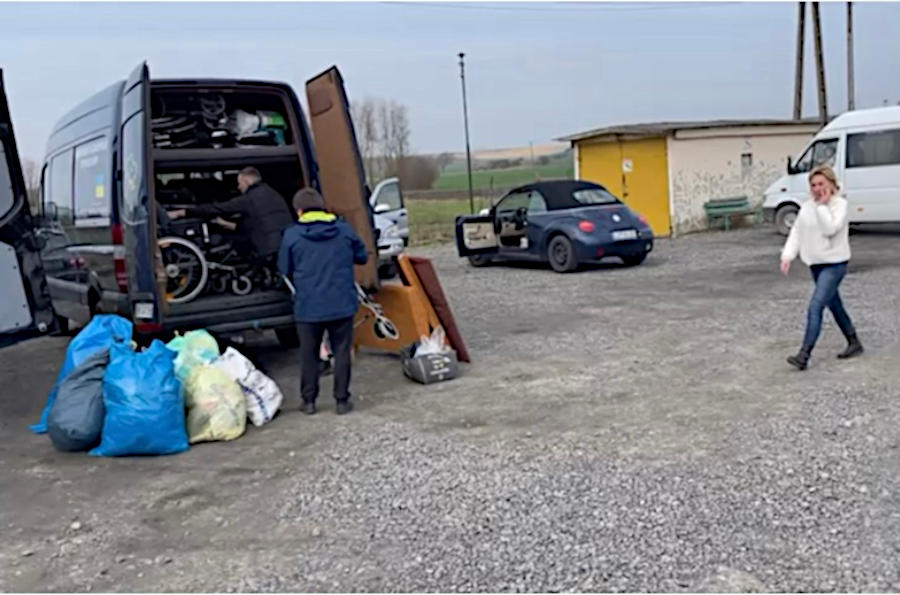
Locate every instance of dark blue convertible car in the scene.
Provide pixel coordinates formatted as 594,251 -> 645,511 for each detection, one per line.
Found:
455,180 -> 654,272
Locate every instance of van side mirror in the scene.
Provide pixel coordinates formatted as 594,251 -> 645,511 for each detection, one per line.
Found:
374,203 -> 391,214
786,156 -> 794,175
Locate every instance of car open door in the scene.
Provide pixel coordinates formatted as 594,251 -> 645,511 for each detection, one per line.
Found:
305,66 -> 379,289
454,214 -> 499,257
119,62 -> 164,331
0,69 -> 58,347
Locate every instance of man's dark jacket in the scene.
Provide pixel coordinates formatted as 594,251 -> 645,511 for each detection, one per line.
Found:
278,211 -> 368,323
188,182 -> 294,259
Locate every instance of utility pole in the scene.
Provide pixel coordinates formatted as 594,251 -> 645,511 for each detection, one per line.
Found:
812,2 -> 828,124
458,52 -> 475,214
794,2 -> 806,120
847,1 -> 855,110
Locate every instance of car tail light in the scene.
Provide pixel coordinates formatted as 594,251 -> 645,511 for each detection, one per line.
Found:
111,224 -> 128,293
578,220 -> 596,233
596,247 -> 605,257
637,214 -> 649,225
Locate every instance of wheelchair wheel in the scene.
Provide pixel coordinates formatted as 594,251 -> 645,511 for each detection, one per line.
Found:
159,236 -> 209,304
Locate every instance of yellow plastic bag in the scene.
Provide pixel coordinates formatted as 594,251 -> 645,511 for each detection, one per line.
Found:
184,364 -> 246,443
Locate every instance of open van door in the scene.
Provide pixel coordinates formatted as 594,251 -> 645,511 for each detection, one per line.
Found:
305,67 -> 379,289
119,62 -> 163,331
0,69 -> 58,347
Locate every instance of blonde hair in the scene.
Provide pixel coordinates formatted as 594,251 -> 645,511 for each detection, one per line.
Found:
809,165 -> 840,191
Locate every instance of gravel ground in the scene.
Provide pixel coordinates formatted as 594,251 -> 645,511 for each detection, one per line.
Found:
2,224 -> 899,592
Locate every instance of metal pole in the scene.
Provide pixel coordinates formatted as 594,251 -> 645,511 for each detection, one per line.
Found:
812,2 -> 828,124
793,2 -> 806,119
847,1 -> 855,110
458,52 -> 475,214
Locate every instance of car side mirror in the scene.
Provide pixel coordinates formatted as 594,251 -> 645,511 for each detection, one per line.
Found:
478,208 -> 490,216
374,203 -> 391,214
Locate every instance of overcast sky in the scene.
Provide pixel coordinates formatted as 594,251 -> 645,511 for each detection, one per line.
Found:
2,1 -> 899,162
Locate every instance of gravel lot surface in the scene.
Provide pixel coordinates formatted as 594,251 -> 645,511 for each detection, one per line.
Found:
2,225 -> 899,592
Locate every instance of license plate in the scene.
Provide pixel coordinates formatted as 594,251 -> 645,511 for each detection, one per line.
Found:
612,229 -> 638,241
134,302 -> 155,320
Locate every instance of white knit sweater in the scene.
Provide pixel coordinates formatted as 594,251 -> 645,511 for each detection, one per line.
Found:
781,196 -> 851,265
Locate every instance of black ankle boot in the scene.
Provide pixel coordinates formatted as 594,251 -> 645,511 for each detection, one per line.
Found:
837,334 -> 864,359
787,346 -> 812,370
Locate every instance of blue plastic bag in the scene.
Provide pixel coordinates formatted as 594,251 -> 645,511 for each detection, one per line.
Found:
90,340 -> 189,457
31,315 -> 133,434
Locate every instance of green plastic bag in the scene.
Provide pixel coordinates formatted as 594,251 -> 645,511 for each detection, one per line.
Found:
166,330 -> 219,383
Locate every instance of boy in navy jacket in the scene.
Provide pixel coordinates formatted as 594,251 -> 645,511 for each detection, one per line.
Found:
278,188 -> 368,415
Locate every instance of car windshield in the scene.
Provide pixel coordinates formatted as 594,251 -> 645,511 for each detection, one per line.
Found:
572,188 -> 620,205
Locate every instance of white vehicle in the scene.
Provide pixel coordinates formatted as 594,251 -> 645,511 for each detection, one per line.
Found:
374,212 -> 405,279
763,106 -> 900,235
369,177 -> 409,246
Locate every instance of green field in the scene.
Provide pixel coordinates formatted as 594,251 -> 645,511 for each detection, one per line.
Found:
407,197 -> 492,246
434,154 -> 574,191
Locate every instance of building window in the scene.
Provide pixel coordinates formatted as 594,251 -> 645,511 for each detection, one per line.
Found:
741,153 -> 753,169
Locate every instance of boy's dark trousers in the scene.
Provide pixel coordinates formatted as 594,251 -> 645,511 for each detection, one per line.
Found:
296,317 -> 354,405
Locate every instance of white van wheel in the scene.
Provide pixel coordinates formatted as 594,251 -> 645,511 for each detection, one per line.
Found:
775,204 -> 799,236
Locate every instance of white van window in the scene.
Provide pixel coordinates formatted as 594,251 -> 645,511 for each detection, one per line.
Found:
376,182 -> 402,211
46,150 -> 74,225
74,137 -> 110,220
846,129 -> 900,168
794,138 -> 838,173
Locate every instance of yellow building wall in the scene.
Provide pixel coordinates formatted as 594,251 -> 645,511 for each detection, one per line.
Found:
577,136 -> 672,236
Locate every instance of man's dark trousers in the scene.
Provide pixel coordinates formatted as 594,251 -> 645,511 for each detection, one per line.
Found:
297,317 -> 354,405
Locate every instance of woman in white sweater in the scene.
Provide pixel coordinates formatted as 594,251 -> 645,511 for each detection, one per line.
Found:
780,165 -> 863,370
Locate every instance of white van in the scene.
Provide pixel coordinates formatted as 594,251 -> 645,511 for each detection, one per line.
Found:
763,106 -> 900,235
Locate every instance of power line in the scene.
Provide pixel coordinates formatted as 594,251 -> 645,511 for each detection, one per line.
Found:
382,1 -> 743,14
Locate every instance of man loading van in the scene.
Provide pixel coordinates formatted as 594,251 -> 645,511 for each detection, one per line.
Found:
167,166 -> 294,267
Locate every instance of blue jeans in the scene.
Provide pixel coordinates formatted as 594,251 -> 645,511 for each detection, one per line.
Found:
802,262 -> 856,350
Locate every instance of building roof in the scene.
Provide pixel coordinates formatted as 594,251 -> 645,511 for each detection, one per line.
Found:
557,117 -> 823,143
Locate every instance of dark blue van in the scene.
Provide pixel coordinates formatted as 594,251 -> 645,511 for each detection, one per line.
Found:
1,62 -> 378,348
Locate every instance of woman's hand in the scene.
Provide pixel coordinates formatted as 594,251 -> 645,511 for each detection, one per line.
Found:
780,258 -> 791,276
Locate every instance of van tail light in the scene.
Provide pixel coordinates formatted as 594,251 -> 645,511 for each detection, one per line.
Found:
135,323 -> 163,334
578,220 -> 596,233
111,224 -> 128,293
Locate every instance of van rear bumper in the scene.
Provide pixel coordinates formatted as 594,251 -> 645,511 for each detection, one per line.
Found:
162,290 -> 294,333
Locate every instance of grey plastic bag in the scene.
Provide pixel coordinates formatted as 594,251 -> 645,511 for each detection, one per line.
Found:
47,350 -> 109,452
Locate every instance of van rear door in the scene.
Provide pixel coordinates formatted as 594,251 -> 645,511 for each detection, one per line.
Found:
119,62 -> 163,330
305,67 -> 379,289
0,69 -> 58,347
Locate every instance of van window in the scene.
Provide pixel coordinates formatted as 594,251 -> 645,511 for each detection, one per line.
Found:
375,182 -> 402,211
121,113 -> 146,224
74,137 -> 110,221
46,150 -> 74,225
0,137 -> 14,219
794,138 -> 838,173
846,128 -> 900,168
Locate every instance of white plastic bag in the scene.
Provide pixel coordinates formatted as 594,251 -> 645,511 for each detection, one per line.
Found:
213,347 -> 283,427
415,327 -> 450,356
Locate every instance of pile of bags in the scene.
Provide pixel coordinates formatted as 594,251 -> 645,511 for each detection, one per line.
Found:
31,316 -> 284,456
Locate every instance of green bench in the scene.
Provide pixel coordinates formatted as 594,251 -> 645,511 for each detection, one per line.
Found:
703,196 -> 762,231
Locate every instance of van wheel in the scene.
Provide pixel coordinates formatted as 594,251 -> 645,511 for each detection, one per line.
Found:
467,254 -> 493,268
548,235 -> 579,273
775,204 -> 799,236
275,326 -> 300,349
54,314 -> 74,336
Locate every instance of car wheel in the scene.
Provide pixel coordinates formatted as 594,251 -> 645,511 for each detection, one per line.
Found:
467,254 -> 493,268
275,326 -> 300,349
775,204 -> 799,236
622,253 -> 647,267
548,235 -> 579,273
